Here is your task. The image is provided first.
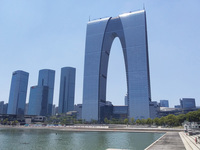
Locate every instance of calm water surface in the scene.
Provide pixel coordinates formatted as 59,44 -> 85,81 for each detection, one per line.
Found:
0,128 -> 164,150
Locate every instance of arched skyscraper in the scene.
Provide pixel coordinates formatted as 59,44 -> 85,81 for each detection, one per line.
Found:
82,10 -> 151,121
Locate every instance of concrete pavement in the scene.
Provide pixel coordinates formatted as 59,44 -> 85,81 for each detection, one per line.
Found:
145,132 -> 186,150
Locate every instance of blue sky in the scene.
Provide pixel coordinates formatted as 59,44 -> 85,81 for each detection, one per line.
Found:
0,0 -> 200,107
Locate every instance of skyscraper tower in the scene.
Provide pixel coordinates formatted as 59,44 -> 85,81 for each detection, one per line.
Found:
36,69 -> 55,116
28,85 -> 49,116
7,70 -> 29,115
28,69 -> 55,116
82,10 -> 151,122
58,67 -> 76,113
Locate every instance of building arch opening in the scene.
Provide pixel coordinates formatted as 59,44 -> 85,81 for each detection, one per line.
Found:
106,37 -> 127,106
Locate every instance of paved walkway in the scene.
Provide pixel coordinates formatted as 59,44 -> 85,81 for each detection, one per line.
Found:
146,132 -> 186,150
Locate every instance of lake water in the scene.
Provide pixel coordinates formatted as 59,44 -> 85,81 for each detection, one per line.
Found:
0,128 -> 164,150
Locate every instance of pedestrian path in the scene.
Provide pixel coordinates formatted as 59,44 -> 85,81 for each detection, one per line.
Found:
179,132 -> 200,150
146,132 -> 186,150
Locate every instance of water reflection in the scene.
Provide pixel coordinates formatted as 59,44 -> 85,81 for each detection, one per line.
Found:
0,128 -> 164,150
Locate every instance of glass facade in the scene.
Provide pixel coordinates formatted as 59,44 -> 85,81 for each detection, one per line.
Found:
149,101 -> 158,119
3,103 -> 8,114
7,70 -> 29,115
180,98 -> 196,109
0,101 -> 4,114
160,100 -> 169,107
113,106 -> 128,120
58,67 -> 76,113
37,69 -> 55,116
82,10 -> 151,121
28,86 -> 49,116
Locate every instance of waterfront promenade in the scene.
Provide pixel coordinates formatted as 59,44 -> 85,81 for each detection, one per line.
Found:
145,132 -> 186,150
145,131 -> 200,150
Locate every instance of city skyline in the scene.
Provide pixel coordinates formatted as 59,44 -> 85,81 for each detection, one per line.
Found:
0,1 -> 200,108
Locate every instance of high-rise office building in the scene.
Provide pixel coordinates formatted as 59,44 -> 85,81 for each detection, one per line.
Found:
160,100 -> 169,107
28,86 -> 48,116
0,101 -> 4,114
82,10 -> 151,121
58,67 -> 76,113
38,69 -> 55,116
3,103 -> 8,114
7,70 -> 29,115
180,98 -> 196,109
28,69 -> 55,116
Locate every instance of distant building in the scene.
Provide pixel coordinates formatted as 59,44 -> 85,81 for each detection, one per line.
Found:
58,67 -> 76,114
0,101 -> 4,114
3,103 -> 8,114
149,101 -> 159,119
160,100 -> 169,107
158,107 -> 198,117
113,106 -> 128,120
74,104 -> 82,120
180,98 -> 196,109
100,103 -> 113,121
174,105 -> 181,108
106,101 -> 112,106
7,70 -> 29,115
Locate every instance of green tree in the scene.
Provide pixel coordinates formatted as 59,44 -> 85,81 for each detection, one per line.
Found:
177,114 -> 186,125
186,110 -> 200,122
146,118 -> 153,126
153,118 -> 160,126
60,119 -> 67,125
111,118 -> 117,124
159,117 -> 165,126
131,117 -> 134,125
136,119 -> 141,125
140,119 -> 146,125
124,118 -> 129,125
165,114 -> 178,127
91,119 -> 98,124
104,118 -> 109,124
3,118 -> 8,125
15,120 -> 19,124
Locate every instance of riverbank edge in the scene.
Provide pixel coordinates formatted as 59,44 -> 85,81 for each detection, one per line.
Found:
0,125 -> 183,133
144,133 -> 167,150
